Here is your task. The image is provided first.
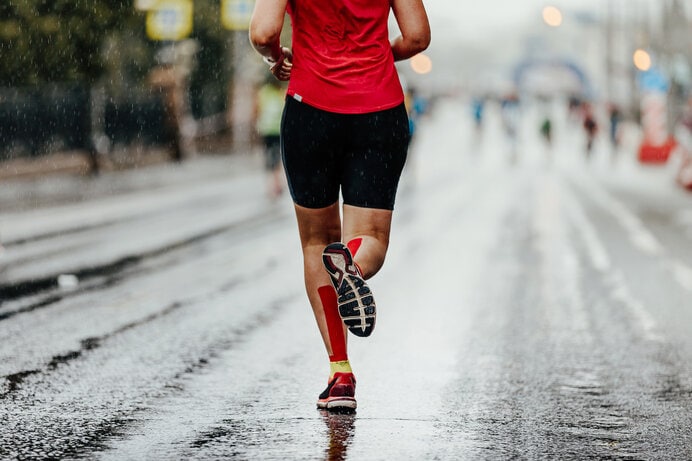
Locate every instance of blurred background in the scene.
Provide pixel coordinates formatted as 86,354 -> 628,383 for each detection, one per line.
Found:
1,3 -> 692,458
0,0 -> 689,177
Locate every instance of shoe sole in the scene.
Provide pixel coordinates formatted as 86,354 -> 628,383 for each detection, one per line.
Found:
322,243 -> 376,337
337,275 -> 375,337
317,398 -> 357,411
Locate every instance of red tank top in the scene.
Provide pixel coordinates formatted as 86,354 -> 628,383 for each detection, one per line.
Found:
286,0 -> 404,114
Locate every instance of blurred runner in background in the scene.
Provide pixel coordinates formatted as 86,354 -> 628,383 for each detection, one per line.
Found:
608,103 -> 622,152
255,76 -> 286,198
148,49 -> 187,162
582,103 -> 598,159
500,91 -> 520,163
540,116 -> 553,146
405,86 -> 428,142
675,95 -> 692,190
471,95 -> 485,138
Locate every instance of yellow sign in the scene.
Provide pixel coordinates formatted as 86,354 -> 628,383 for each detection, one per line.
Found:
221,0 -> 255,31
146,0 -> 193,41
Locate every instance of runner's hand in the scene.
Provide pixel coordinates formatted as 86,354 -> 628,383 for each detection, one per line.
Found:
270,47 -> 293,81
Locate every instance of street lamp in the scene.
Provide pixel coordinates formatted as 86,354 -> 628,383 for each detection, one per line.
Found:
633,48 -> 652,71
542,6 -> 563,27
410,53 -> 432,75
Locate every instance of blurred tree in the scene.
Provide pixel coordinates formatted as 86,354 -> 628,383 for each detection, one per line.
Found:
188,0 -> 229,118
0,1 -> 232,114
0,1 -> 142,86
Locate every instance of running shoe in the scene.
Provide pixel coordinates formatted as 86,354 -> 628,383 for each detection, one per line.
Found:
316,372 -> 357,411
322,242 -> 376,337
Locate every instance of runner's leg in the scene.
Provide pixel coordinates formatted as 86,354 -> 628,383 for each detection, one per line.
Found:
293,202 -> 350,364
341,205 -> 393,280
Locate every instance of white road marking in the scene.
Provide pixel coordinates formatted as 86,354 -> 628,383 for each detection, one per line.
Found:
572,173 -> 692,293
561,179 -> 663,342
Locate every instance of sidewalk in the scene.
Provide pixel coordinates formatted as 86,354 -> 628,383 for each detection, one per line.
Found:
0,137 -> 234,181
0,145 -> 263,213
0,151 -> 98,181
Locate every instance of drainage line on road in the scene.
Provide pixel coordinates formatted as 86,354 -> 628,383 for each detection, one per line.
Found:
0,301 -> 184,400
0,209 -> 282,305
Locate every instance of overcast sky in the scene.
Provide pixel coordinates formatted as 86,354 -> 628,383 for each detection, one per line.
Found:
426,0 -> 595,42
396,0 -> 672,90
424,0 -> 666,44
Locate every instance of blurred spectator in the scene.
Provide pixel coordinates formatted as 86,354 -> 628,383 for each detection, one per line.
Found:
500,92 -> 520,161
608,103 -> 622,151
567,95 -> 582,124
540,116 -> 553,146
471,95 -> 485,133
675,95 -> 692,190
679,96 -> 692,141
582,103 -> 598,158
255,76 -> 286,198
405,86 -> 428,141
147,51 -> 188,162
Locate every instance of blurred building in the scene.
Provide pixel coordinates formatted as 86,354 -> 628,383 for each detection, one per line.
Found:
658,0 -> 691,127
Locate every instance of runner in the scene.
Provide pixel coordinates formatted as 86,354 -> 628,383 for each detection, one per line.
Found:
583,103 -> 598,158
249,0 -> 430,411
255,76 -> 286,198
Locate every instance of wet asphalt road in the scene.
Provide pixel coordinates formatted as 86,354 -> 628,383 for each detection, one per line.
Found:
1,98 -> 692,460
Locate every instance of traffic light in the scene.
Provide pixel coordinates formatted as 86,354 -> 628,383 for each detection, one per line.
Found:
146,0 -> 193,41
221,0 -> 255,31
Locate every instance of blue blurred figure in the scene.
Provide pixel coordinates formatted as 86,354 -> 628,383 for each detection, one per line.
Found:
405,87 -> 428,141
608,103 -> 622,153
500,92 -> 520,162
471,96 -> 485,133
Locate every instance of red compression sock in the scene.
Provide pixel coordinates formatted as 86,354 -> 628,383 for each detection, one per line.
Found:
346,238 -> 364,276
319,285 -> 347,363
346,237 -> 362,256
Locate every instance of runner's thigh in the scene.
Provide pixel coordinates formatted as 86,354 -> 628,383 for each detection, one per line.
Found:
281,96 -> 343,209
341,103 -> 410,210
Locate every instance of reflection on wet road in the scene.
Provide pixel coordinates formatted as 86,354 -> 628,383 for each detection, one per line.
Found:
1,98 -> 692,459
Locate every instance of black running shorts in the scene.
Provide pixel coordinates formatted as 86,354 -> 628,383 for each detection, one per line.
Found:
281,96 -> 410,210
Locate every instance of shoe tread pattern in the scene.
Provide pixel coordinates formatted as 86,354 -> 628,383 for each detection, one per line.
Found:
323,243 -> 376,337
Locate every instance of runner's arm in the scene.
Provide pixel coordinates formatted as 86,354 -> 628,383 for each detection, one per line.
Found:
390,0 -> 431,61
249,0 -> 293,80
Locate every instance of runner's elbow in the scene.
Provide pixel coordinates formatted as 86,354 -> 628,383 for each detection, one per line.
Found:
410,31 -> 431,54
249,23 -> 281,49
410,40 -> 430,56
402,31 -> 430,56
